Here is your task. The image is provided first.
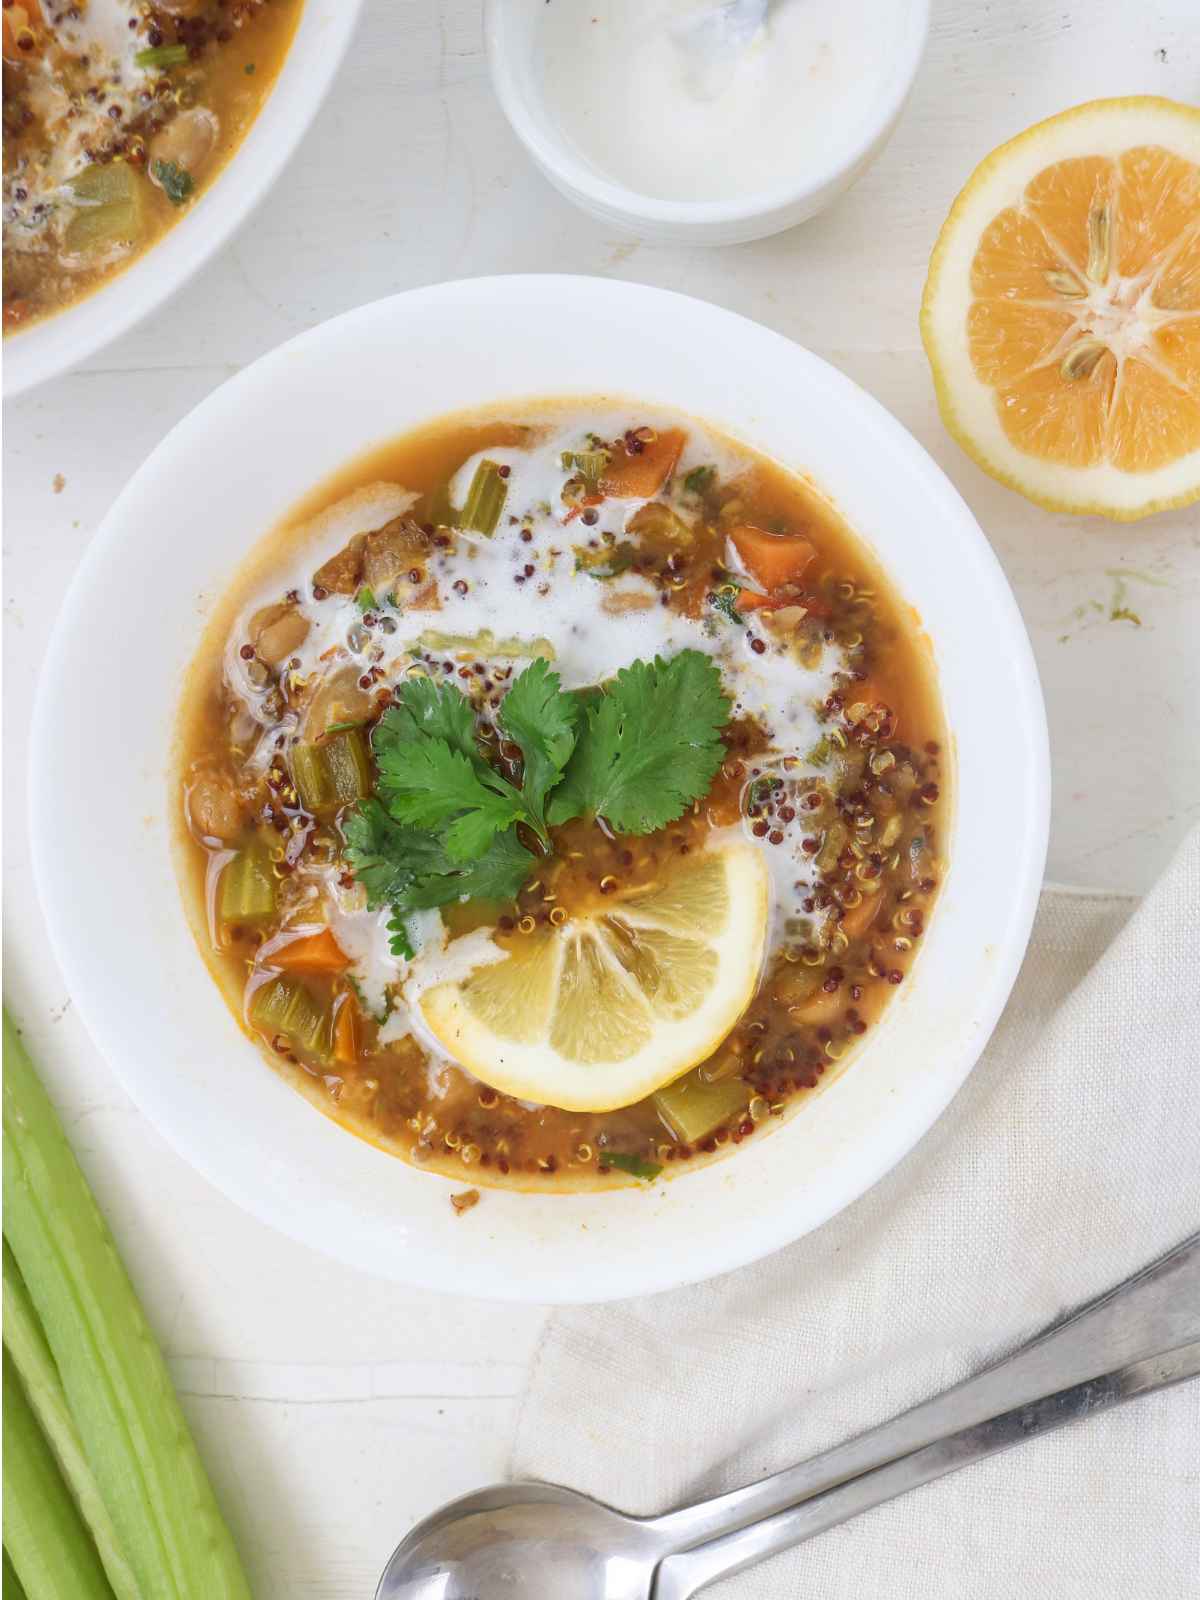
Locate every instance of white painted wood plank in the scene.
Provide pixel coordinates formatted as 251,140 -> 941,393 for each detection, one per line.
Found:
3,4 -> 1198,1596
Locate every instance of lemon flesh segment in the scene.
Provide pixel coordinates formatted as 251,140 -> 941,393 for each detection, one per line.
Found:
921,96 -> 1200,520
418,840 -> 770,1113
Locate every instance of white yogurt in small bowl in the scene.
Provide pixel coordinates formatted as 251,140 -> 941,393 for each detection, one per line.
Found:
486,0 -> 929,244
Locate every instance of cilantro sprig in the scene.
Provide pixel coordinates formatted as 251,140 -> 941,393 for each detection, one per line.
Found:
547,651 -> 730,834
342,649 -> 730,952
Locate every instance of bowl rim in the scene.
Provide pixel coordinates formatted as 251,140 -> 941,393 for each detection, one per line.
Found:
29,276 -> 1050,1302
2,0 -> 365,399
484,0 -> 931,225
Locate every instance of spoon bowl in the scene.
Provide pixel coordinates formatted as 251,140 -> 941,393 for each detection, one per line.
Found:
375,1482 -> 665,1600
377,1235 -> 1200,1600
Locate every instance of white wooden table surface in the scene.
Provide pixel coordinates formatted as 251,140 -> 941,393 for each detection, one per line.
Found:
3,2 -> 1198,1593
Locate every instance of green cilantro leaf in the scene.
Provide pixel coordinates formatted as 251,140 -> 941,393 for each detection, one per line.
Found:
342,799 -> 448,908
377,740 -> 521,863
454,830 -> 538,902
151,159 -> 194,206
709,586 -> 745,626
386,908 -> 415,960
602,1152 -> 662,1180
378,677 -> 477,762
382,829 -> 534,915
498,659 -> 580,829
547,649 -> 730,834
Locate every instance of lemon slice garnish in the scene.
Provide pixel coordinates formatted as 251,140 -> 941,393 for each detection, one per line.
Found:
419,839 -> 769,1112
922,96 -> 1200,520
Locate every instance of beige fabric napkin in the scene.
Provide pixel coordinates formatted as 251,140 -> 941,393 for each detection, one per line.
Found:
513,829 -> 1200,1597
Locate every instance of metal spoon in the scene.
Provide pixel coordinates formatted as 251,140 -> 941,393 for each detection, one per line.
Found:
669,0 -> 771,101
377,1231 -> 1200,1600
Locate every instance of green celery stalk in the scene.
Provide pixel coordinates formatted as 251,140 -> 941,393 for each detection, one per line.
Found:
323,727 -> 372,806
218,838 -> 276,923
249,978 -> 331,1062
3,1352 -> 117,1600
653,1070 -> 750,1144
459,460 -> 508,535
2,1011 -> 252,1600
4,1549 -> 30,1600
2,1244 -> 141,1600
559,448 -> 609,491
290,742 -> 334,811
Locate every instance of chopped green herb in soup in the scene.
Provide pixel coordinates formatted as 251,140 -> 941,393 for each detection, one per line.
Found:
177,405 -> 949,1191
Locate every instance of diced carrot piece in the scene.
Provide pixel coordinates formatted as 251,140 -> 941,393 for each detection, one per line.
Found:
332,994 -> 358,1066
268,927 -> 350,975
729,524 -> 817,594
599,429 -> 686,499
734,588 -> 782,613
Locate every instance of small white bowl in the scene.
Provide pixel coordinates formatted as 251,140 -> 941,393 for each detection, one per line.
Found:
3,0 -> 364,399
485,0 -> 930,245
30,277 -> 1048,1303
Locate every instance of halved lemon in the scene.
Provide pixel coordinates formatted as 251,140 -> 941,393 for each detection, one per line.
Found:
922,97 -> 1200,520
419,839 -> 769,1112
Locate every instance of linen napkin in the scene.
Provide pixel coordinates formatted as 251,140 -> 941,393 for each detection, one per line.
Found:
513,827 -> 1200,1598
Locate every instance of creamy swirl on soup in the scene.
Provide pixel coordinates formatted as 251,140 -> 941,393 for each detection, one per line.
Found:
178,404 -> 948,1191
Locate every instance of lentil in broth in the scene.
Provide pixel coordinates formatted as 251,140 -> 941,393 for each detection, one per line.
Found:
177,402 -> 948,1192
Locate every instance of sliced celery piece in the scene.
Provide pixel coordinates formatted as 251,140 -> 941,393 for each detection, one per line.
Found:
283,983 -> 332,1059
3,1550 -> 29,1600
3,1244 -> 140,1600
249,976 -> 294,1033
415,628 -> 556,661
2,1011 -> 252,1599
218,839 -> 276,924
654,1068 -> 750,1144
249,978 -> 331,1062
3,1352 -> 117,1600
70,162 -> 137,205
290,743 -> 334,811
323,728 -> 372,806
459,460 -> 507,536
64,200 -> 142,255
65,163 -> 143,256
559,448 -> 609,490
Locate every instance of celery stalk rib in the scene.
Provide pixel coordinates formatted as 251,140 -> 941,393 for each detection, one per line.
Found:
2,1010 -> 252,1600
3,1244 -> 142,1600
4,1548 -> 31,1600
3,1352 -> 117,1600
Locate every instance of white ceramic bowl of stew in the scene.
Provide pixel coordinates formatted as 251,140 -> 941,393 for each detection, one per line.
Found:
30,277 -> 1049,1302
3,0 -> 364,399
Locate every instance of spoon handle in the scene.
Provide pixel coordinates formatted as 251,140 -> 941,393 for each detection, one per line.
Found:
654,1336 -> 1200,1599
650,1230 -> 1200,1573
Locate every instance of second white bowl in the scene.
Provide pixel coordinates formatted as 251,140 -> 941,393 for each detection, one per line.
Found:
485,0 -> 931,245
